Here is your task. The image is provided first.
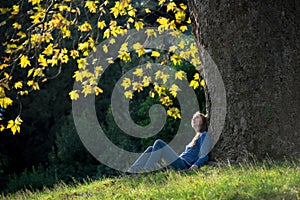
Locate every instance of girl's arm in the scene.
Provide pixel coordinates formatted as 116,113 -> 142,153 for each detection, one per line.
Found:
190,132 -> 211,169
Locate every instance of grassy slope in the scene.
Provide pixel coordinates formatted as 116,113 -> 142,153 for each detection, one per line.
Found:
2,160 -> 299,200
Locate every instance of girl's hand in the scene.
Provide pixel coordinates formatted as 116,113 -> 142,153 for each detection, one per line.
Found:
189,165 -> 198,170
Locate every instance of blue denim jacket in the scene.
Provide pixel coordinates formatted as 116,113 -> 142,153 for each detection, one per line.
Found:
179,131 -> 210,167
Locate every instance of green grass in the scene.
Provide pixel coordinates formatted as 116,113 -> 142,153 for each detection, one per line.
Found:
2,160 -> 299,200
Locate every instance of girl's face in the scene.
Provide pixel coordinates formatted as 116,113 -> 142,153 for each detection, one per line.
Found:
191,113 -> 202,131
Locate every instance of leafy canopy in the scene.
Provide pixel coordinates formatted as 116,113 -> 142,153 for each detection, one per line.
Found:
0,0 -> 205,134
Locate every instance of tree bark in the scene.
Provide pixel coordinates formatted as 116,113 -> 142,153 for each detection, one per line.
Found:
188,0 -> 300,161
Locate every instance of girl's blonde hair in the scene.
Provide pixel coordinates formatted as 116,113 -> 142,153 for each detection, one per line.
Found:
191,112 -> 208,146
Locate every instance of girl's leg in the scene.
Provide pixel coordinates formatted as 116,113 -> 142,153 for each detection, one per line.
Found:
127,146 -> 153,173
168,158 -> 188,170
144,139 -> 188,171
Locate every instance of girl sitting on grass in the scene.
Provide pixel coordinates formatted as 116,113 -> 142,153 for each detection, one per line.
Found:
127,111 -> 210,173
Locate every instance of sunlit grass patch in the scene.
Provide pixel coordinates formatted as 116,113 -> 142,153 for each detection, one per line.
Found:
2,159 -> 299,200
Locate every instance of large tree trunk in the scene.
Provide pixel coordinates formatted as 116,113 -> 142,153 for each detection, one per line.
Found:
188,0 -> 300,161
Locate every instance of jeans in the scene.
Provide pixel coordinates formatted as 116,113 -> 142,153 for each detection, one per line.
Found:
128,139 -> 189,173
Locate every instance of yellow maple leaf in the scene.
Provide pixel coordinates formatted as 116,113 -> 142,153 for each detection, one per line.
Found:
59,5 -> 71,12
160,96 -> 173,106
17,31 -> 26,39
200,79 -> 205,87
60,55 -> 69,64
17,90 -> 28,96
189,44 -> 199,57
142,76 -> 152,87
135,21 -> 144,31
78,42 -> 89,52
189,80 -> 199,89
155,70 -> 162,80
180,3 -> 187,10
7,116 -> 22,135
121,78 -> 131,89
85,1 -> 97,13
157,17 -> 169,31
151,51 -> 160,57
133,43 -> 145,57
0,8 -> 10,15
11,5 -> 19,15
0,87 -> 4,95
157,17 -> 169,26
145,29 -> 157,37
120,0 -> 131,9
127,6 -> 136,17
119,42 -> 128,52
27,80 -> 40,90
0,64 -> 9,70
109,38 -> 116,44
78,21 -> 92,32
179,40 -> 185,49
180,25 -> 188,32
175,11 -> 186,23
20,55 -> 31,68
127,17 -> 134,24
167,2 -> 177,12
133,68 -> 143,77
38,55 -> 48,67
146,62 -> 152,69
103,29 -> 110,39
132,82 -> 143,92
73,71 -> 83,82
149,91 -> 155,98
0,125 -> 5,131
145,8 -> 151,13
158,0 -> 166,6
110,27 -> 120,37
77,58 -> 88,69
3,73 -> 11,81
110,20 -> 118,27
12,22 -> 21,29
124,90 -> 133,99
0,97 -> 13,109
106,57 -> 114,64
169,84 -> 179,97
191,57 -> 201,66
47,56 -> 59,67
14,81 -> 23,89
98,20 -> 106,30
187,17 -> 191,24
169,45 -> 177,52
154,85 -> 166,97
70,50 -> 79,59
43,44 -> 54,56
82,85 -> 92,97
194,73 -> 200,80
94,87 -> 103,96
118,52 -> 131,62
103,44 -> 108,53
28,0 -> 41,5
167,107 -> 181,119
160,73 -> 169,84
171,54 -> 182,65
61,26 -> 71,38
27,68 -> 34,78
133,42 -> 142,50
94,66 -> 103,78
169,20 -> 176,30
110,2 -> 120,18
69,90 -> 79,100
7,120 -> 16,134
